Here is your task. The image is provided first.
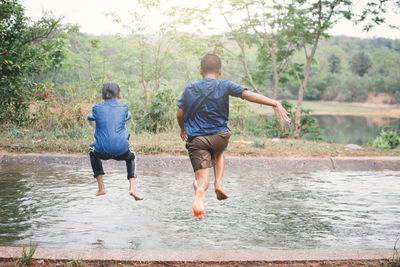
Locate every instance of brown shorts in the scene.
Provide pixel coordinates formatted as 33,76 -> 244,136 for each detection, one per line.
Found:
186,131 -> 232,172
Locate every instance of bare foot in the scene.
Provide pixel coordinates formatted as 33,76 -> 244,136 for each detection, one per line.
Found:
215,188 -> 229,200
129,191 -> 143,201
96,190 -> 106,196
192,188 -> 205,220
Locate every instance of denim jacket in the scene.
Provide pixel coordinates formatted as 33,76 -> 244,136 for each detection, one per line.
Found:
88,99 -> 132,156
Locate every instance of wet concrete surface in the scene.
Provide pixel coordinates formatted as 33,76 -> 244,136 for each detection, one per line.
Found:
1,153 -> 400,171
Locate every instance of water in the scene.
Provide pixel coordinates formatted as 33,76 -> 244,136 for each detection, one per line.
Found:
314,115 -> 400,145
0,163 -> 399,250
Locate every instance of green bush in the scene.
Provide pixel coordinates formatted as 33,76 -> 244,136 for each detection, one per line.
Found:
299,109 -> 325,141
373,130 -> 400,149
147,89 -> 177,133
230,97 -> 252,130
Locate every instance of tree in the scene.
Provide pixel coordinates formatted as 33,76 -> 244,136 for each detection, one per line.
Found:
109,0 -> 177,109
328,53 -> 341,73
350,52 -> 372,77
0,0 -> 64,124
288,0 -> 354,138
217,0 -> 296,99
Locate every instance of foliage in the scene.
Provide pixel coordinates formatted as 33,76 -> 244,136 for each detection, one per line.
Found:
229,100 -> 324,140
146,88 -> 177,133
216,0 -> 299,98
372,129 -> 400,149
253,140 -> 266,148
0,0 -> 65,124
16,242 -> 37,266
388,238 -> 400,267
282,100 -> 324,141
66,259 -> 87,267
29,87 -> 89,131
229,97 -> 252,130
298,109 -> 325,141
277,36 -> 400,102
355,0 -> 400,32
328,53 -> 341,73
350,52 -> 372,77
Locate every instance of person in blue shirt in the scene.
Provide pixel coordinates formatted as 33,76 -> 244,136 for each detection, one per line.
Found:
88,82 -> 143,200
177,54 -> 291,220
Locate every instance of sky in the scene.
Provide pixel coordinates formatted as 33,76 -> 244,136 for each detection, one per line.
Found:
20,0 -> 400,39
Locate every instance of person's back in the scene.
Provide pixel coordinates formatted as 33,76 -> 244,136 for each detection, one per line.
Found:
92,99 -> 131,156
178,78 -> 243,141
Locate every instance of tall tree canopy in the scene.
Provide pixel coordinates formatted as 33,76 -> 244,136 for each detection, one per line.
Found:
0,0 -> 64,124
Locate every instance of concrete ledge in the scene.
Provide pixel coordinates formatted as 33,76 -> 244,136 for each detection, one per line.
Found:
331,157 -> 400,170
1,154 -> 400,171
0,247 -> 393,262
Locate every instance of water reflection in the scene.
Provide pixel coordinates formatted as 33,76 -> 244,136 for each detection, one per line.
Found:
314,115 -> 400,145
0,163 -> 399,250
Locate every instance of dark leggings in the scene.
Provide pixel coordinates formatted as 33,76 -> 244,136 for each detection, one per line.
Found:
88,144 -> 137,179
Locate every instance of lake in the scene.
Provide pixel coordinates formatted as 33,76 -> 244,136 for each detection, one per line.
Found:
314,115 -> 400,145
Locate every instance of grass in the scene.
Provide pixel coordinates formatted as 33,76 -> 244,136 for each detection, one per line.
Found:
67,259 -> 87,267
1,125 -> 400,157
15,242 -> 37,266
389,238 -> 400,267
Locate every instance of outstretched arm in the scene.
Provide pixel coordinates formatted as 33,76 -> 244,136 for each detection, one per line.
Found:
176,108 -> 188,141
242,90 -> 291,123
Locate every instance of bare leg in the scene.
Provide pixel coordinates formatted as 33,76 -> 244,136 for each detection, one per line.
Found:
129,178 -> 143,201
192,168 -> 210,220
96,175 -> 106,196
214,153 -> 229,200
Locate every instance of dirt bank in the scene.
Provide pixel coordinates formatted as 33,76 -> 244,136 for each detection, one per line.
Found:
0,258 -> 392,266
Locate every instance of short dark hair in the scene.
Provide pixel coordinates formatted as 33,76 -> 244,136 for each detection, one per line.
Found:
102,82 -> 120,100
200,54 -> 221,74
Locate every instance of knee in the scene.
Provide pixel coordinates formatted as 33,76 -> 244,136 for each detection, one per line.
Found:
196,176 -> 210,189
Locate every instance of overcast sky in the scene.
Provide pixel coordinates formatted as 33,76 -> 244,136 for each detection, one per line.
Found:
21,0 -> 400,39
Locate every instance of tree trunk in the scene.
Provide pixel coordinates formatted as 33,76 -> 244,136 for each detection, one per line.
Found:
263,36 -> 284,132
140,48 -> 149,109
238,42 -> 260,93
88,56 -> 95,82
270,45 -> 279,100
294,32 -> 321,138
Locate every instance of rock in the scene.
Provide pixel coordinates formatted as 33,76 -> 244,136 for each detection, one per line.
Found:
345,144 -> 362,150
271,138 -> 280,143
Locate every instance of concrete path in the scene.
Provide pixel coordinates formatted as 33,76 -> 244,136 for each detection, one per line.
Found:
1,153 -> 400,171
0,247 -> 394,262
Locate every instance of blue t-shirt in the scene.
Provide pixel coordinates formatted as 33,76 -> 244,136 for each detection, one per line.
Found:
87,99 -> 132,156
177,78 -> 246,141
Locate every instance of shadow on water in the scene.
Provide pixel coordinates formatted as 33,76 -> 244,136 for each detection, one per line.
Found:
0,163 -> 399,250
314,115 -> 400,145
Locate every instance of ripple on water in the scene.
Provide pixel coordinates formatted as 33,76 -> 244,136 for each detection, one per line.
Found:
0,164 -> 399,250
